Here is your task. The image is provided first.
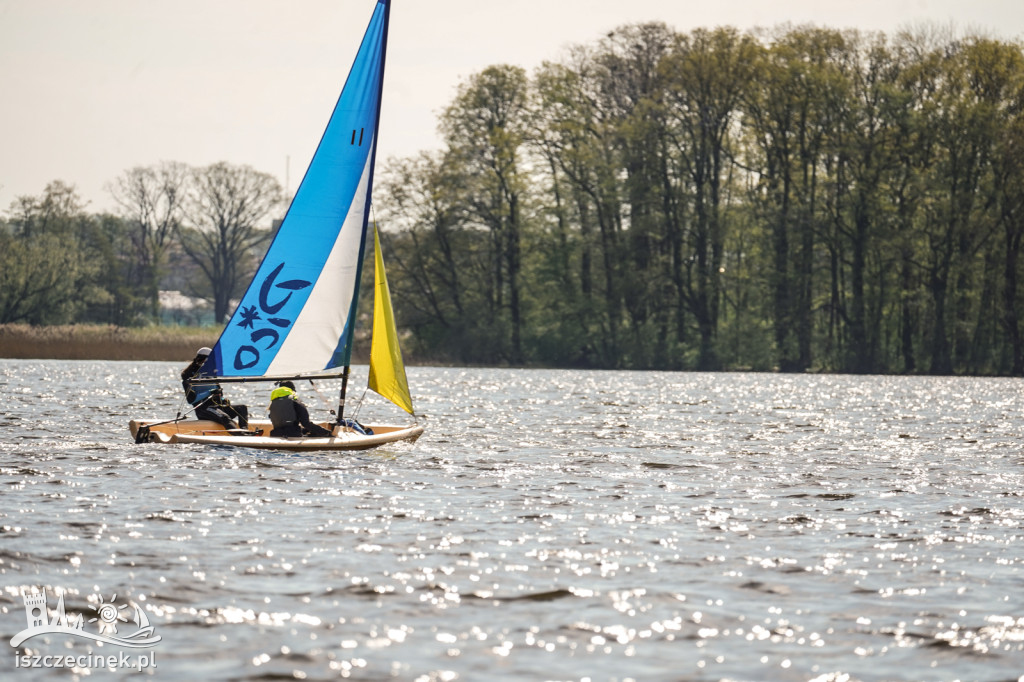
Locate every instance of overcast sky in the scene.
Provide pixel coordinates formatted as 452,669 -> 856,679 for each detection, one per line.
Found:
1,0 -> 1022,214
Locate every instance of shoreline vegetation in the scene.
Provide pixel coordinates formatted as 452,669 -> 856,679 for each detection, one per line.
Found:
5,28 -> 1024,375
1,323 -> 1020,376
0,324 -> 219,362
0,324 -> 376,364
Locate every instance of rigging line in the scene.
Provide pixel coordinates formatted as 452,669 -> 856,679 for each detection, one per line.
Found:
176,390 -> 211,420
352,386 -> 370,420
307,379 -> 337,417
174,398 -> 200,422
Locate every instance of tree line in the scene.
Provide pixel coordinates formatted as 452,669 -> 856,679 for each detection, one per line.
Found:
0,163 -> 283,328
376,23 -> 1024,374
4,23 -> 1023,375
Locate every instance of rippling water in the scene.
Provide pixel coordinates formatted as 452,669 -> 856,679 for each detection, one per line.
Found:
1,359 -> 1023,681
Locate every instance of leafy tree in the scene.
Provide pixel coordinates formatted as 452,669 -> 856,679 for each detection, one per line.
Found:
439,65 -> 532,364
993,65 -> 1024,373
911,36 -> 1000,374
592,24 -> 676,368
0,182 -> 103,324
661,27 -> 758,369
7,23 -> 1024,376
533,49 -> 626,366
0,231 -> 88,324
376,153 -> 482,361
823,31 -> 909,373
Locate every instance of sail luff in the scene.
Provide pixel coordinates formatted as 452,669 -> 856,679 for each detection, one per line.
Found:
334,0 -> 391,420
336,0 -> 392,369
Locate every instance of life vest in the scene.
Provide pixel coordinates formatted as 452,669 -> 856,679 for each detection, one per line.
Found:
183,379 -> 219,407
269,395 -> 298,428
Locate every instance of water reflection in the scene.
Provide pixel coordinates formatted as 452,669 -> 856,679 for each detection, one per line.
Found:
0,361 -> 1022,680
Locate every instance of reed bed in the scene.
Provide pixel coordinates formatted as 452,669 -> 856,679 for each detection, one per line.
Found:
0,324 -> 378,364
0,324 -> 221,362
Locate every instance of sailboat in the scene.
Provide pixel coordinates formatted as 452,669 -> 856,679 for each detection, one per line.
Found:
129,0 -> 423,451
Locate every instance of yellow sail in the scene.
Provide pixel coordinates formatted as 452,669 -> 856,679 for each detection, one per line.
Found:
368,224 -> 414,414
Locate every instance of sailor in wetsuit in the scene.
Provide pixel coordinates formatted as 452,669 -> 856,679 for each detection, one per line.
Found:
268,381 -> 332,438
180,347 -> 248,431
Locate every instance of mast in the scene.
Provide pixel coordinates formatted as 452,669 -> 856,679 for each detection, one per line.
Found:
338,0 -> 392,425
337,367 -> 351,422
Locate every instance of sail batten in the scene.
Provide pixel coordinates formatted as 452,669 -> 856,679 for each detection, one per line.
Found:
204,0 -> 391,380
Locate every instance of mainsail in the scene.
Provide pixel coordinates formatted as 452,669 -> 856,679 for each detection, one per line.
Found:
204,0 -> 391,379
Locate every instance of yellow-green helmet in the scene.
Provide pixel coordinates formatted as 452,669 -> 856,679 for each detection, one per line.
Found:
271,386 -> 294,401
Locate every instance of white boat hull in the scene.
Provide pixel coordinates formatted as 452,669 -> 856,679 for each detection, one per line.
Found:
129,418 -> 423,451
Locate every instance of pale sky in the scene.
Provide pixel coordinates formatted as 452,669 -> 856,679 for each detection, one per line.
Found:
1,0 -> 1022,214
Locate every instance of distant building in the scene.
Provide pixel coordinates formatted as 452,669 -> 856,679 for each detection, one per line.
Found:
158,290 -> 215,326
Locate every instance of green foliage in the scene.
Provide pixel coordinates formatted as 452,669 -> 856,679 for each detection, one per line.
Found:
379,24 -> 1024,374
7,24 -> 1024,375
0,182 -> 108,325
0,230 -> 88,324
1,163 -> 281,331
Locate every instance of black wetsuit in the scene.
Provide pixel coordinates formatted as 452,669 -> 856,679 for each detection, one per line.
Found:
182,374 -> 248,430
269,396 -> 331,437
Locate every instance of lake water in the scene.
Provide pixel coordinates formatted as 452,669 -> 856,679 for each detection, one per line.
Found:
1,359 -> 1023,681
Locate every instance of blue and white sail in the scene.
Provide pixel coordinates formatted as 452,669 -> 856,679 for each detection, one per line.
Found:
204,0 -> 391,379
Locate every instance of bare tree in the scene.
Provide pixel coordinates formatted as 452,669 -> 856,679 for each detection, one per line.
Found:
108,161 -> 189,320
180,162 -> 284,323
